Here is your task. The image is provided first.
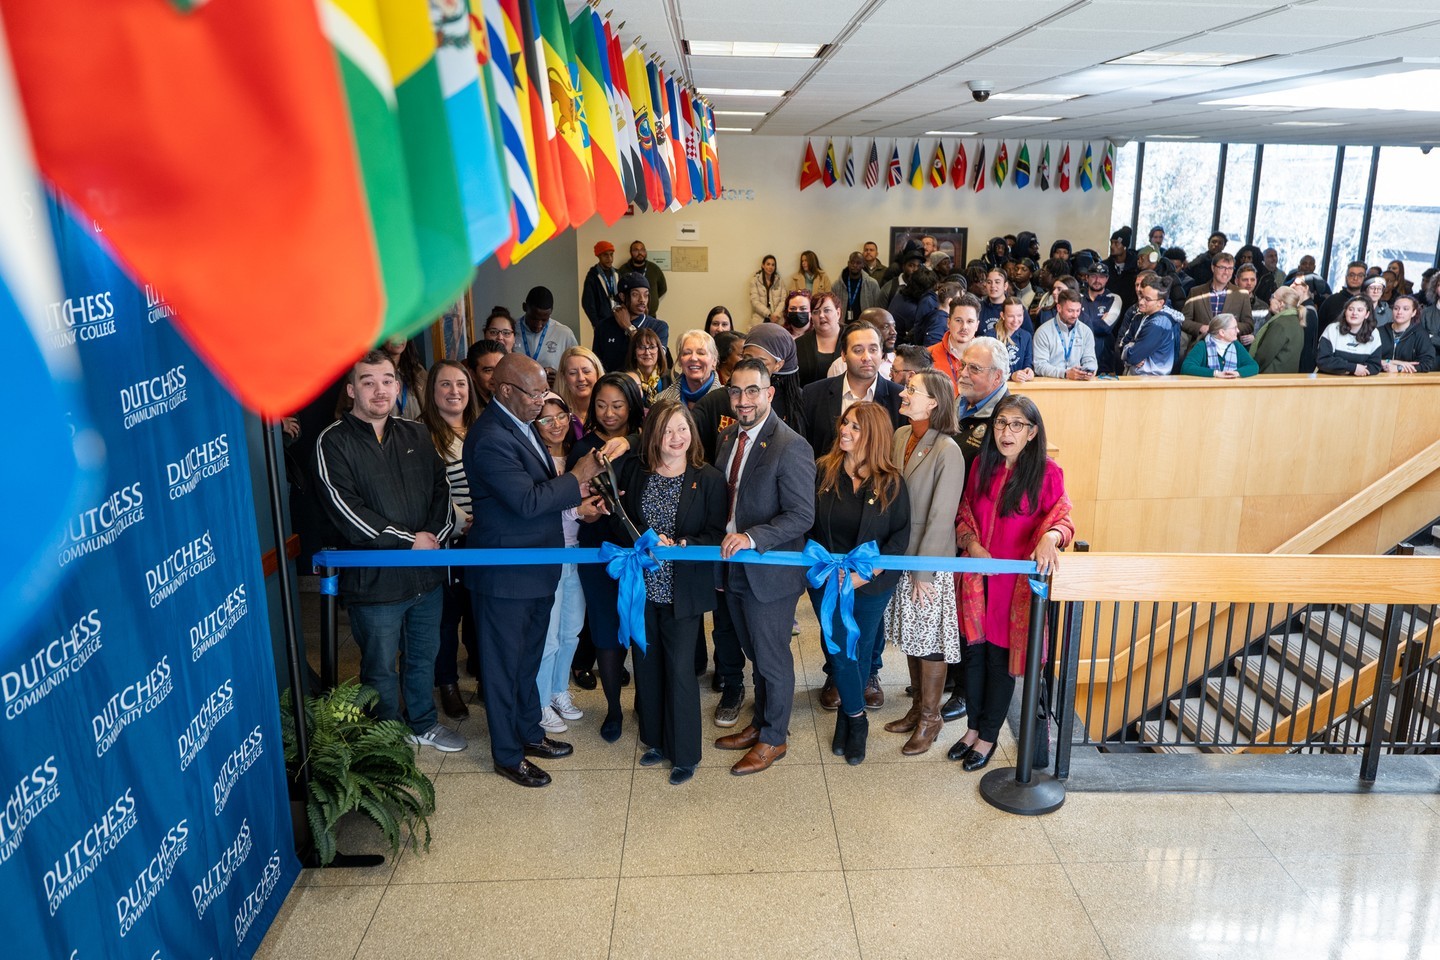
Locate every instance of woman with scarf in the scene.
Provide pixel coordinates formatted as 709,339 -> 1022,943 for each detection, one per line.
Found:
948,395 -> 1073,771
1180,313 -> 1259,378
623,327 -> 671,409
658,329 -> 722,408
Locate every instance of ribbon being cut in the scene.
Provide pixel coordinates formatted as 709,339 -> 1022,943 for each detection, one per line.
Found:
315,541 -> 1046,656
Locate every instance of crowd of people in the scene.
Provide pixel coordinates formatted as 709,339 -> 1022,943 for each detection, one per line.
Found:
303,225 -> 1436,790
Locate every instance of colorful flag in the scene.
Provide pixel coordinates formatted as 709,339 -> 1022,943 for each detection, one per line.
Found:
624,45 -> 668,210
1079,142 -> 1094,191
679,87 -> 705,202
646,60 -> 678,208
951,142 -> 967,189
908,141 -> 923,190
480,0 -> 539,250
887,143 -> 902,188
863,140 -> 879,188
429,0 -> 510,264
822,139 -> 838,187
505,0 -> 569,264
1039,142 -> 1051,191
1014,141 -> 1031,189
603,19 -> 641,208
698,98 -> 719,199
535,0 -> 594,227
1060,143 -> 1072,192
6,0 -> 384,414
973,142 -> 986,192
662,67 -> 691,207
570,6 -> 625,224
842,141 -> 855,187
704,99 -> 723,196
1101,141 -> 1115,191
800,139 -> 822,189
930,140 -> 947,188
993,140 -> 1008,188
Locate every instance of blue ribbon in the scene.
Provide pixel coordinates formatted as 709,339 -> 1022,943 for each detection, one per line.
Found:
319,575 -> 338,596
598,529 -> 661,653
803,540 -> 880,659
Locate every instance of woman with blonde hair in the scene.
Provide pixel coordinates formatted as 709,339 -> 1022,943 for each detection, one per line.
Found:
556,345 -> 604,436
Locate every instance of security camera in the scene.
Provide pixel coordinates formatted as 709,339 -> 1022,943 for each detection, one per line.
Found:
1423,145 -> 1434,155
968,80 -> 994,104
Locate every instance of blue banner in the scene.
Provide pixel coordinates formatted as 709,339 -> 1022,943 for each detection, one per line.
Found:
0,197 -> 298,957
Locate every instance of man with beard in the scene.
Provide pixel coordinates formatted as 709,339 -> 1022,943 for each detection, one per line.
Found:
624,240 -> 667,308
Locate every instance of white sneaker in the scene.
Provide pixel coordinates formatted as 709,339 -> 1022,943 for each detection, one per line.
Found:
540,706 -> 568,733
407,723 -> 467,753
551,691 -> 584,721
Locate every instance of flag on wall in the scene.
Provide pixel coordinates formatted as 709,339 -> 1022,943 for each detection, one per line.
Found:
1039,142 -> 1051,191
1079,142 -> 1094,191
534,0 -> 592,227
822,139 -> 838,187
699,99 -> 721,198
908,141 -> 923,189
992,140 -> 1008,188
603,19 -> 642,208
508,0 -> 569,262
1014,142 -> 1031,189
863,140 -> 879,188
951,142 -> 967,189
887,143 -> 902,188
570,5 -> 625,224
1059,143 -> 1072,192
1101,141 -> 1115,191
624,45 -> 668,209
800,139 -> 821,189
661,67 -> 691,207
972,142 -> 986,192
643,59 -> 676,208
929,140 -> 947,187
842,141 -> 855,186
679,87 -> 705,203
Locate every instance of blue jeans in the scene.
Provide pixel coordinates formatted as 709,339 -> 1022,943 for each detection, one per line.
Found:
347,586 -> 443,734
538,563 -> 586,703
808,587 -> 894,715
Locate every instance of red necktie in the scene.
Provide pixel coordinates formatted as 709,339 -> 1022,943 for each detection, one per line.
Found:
726,430 -> 748,523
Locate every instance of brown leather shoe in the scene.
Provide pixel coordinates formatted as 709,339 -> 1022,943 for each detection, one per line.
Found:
438,683 -> 469,720
903,660 -> 948,755
714,724 -> 760,751
885,657 -> 923,733
818,677 -> 840,711
730,741 -> 787,776
864,676 -> 884,710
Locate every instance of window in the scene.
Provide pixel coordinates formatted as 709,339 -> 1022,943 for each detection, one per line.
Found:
1216,144 -> 1258,247
1108,141 -> 1140,241
1364,147 -> 1440,294
1251,144 -> 1337,281
1326,146 -> 1372,290
1135,141 -> 1221,261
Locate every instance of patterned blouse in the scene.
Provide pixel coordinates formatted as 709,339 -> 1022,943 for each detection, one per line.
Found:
640,472 -> 683,603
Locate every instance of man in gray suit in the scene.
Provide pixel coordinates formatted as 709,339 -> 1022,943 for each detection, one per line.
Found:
713,358 -> 817,775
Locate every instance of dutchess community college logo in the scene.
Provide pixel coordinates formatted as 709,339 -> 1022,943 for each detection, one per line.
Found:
144,284 -> 175,324
92,656 -> 173,758
192,818 -> 251,920
3,608 -> 103,720
190,583 -> 248,662
44,788 -> 137,915
116,819 -> 189,938
44,290 -> 116,348
213,726 -> 263,815
234,850 -> 283,945
145,530 -> 216,609
59,483 -> 144,569
0,754 -> 61,866
177,678 -> 235,772
120,364 -> 188,431
166,431 -> 230,500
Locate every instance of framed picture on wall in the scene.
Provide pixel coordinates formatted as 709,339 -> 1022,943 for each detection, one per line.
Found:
889,227 -> 968,268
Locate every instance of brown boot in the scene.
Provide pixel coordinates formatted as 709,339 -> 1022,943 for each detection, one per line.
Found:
884,656 -> 923,733
902,660 -> 947,755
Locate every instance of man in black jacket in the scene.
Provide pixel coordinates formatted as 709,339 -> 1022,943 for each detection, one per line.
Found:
316,351 -> 463,753
798,323 -> 903,458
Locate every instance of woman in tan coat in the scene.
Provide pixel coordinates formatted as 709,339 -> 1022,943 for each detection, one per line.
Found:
788,250 -> 831,297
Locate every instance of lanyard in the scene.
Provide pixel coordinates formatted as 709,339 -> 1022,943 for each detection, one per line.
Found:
1058,322 -> 1078,366
943,344 -> 962,392
601,270 -> 615,298
519,319 -> 551,362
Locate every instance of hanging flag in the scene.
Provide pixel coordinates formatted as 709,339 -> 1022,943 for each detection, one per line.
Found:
887,143 -> 903,188
480,0 -> 539,255
972,142 -> 987,192
697,98 -> 718,199
505,0 -> 569,264
604,20 -> 642,208
908,141 -> 923,189
1079,142 -> 1094,192
993,140 -> 1008,189
822,139 -> 838,187
570,6 -> 625,224
1101,141 -> 1116,191
843,141 -> 855,187
1039,142 -> 1051,191
703,99 -> 723,197
679,88 -> 705,202
535,0 -> 594,227
1060,143 -> 1072,192
645,60 -> 678,208
930,140 -> 947,188
800,139 -> 822,190
951,142 -> 967,189
661,67 -> 691,207
429,0 -> 509,265
1014,142 -> 1031,189
624,45 -> 667,210
863,140 -> 879,188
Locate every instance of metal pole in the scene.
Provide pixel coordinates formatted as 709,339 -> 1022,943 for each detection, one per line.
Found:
1211,143 -> 1228,237
319,564 -> 338,690
1130,143 -> 1145,235
1245,144 -> 1264,246
1053,541 -> 1088,781
1356,147 -> 1381,266
1360,599 -> 1405,783
1320,147 -> 1344,283
980,575 -> 1065,815
261,420 -> 310,792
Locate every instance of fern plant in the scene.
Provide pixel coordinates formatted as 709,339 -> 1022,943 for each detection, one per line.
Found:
280,680 -> 437,866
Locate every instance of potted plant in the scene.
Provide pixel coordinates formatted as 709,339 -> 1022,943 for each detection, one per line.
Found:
280,680 -> 437,865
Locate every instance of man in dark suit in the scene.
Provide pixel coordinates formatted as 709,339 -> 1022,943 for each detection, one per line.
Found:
713,359 -> 817,775
465,354 -> 607,788
798,323 -> 903,458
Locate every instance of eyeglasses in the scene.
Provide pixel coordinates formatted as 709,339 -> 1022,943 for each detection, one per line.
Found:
901,385 -> 931,398
726,385 -> 766,400
534,415 -> 566,428
961,362 -> 992,376
500,381 -> 546,401
485,327 -> 515,340
1136,295 -> 1162,303
993,417 -> 1034,434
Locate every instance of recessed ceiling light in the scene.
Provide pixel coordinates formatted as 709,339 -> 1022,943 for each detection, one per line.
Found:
697,87 -> 787,97
1148,134 -> 1199,139
987,93 -> 1079,102
1274,121 -> 1344,127
686,41 -> 823,58
716,126 -> 753,133
1222,105 -> 1308,113
1108,51 -> 1262,67
990,115 -> 1060,122
715,110 -> 766,116
1208,68 -> 1440,113
925,130 -> 978,136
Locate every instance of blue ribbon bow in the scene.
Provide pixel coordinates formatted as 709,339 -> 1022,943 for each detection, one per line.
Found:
600,528 -> 661,653
803,539 -> 879,659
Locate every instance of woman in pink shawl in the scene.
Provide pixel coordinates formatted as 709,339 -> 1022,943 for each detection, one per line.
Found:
948,395 -> 1073,771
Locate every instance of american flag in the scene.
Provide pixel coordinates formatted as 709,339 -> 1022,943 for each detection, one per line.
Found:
886,143 -> 902,188
863,140 -> 879,188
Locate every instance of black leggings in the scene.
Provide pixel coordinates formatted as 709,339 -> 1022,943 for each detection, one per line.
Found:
963,641 -> 1016,742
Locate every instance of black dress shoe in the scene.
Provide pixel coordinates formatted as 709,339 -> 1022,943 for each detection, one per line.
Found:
438,683 -> 469,720
496,760 -> 550,787
962,742 -> 998,772
620,667 -> 632,687
600,712 -> 623,743
524,737 -> 574,759
669,765 -> 695,786
572,669 -> 597,690
940,692 -> 967,722
639,747 -> 665,766
947,737 -> 977,761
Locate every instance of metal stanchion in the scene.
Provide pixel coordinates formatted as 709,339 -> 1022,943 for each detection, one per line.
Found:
980,577 -> 1066,815
318,563 -> 338,690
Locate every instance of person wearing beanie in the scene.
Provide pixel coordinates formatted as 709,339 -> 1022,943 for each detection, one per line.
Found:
1014,231 -> 1041,263
879,243 -> 926,303
592,271 -> 671,375
581,240 -> 620,332
981,236 -> 1010,271
517,285 -> 578,376
1049,239 -> 1072,261
1103,227 -> 1138,309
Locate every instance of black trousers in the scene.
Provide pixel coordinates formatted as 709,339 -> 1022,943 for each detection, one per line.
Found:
636,603 -> 703,768
962,640 -> 1016,743
475,592 -> 549,769
709,588 -> 746,690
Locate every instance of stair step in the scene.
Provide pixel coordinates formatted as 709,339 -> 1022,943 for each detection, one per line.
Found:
1237,649 -> 1313,712
1168,696 -> 1243,753
1203,675 -> 1267,738
1138,719 -> 1203,754
1303,608 -> 1382,665
1274,629 -> 1362,690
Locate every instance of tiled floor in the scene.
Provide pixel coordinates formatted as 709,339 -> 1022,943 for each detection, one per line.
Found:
259,599 -> 1440,960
